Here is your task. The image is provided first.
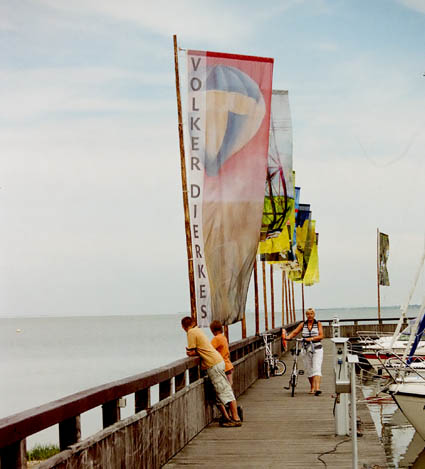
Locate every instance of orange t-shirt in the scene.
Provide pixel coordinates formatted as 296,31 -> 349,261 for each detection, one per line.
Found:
211,333 -> 233,373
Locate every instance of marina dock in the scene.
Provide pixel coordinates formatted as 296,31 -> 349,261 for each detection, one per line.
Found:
0,323 -> 394,468
165,340 -> 387,469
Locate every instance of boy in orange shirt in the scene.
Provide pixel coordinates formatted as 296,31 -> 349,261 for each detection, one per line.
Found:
210,320 -> 234,386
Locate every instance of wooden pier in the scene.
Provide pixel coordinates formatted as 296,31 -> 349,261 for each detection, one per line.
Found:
0,321 -> 397,469
165,340 -> 387,469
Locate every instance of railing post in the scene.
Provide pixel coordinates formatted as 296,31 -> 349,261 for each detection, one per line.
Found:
59,415 -> 81,450
0,439 -> 27,469
188,366 -> 199,384
102,399 -> 120,428
159,379 -> 172,400
174,372 -> 186,392
135,388 -> 150,413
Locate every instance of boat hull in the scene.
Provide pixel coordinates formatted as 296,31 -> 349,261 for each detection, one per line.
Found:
391,386 -> 425,440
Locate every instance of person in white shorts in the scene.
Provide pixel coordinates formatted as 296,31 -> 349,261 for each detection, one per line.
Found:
286,308 -> 324,396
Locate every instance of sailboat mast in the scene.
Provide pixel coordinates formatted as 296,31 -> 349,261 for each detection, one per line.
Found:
390,246 -> 425,349
173,35 -> 197,321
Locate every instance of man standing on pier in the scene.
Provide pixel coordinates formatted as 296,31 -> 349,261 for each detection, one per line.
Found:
181,316 -> 242,427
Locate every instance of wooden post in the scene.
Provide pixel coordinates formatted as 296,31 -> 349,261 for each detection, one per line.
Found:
254,257 -> 260,335
173,34 -> 197,321
284,271 -> 289,324
135,388 -> 150,413
262,260 -> 269,330
241,315 -> 247,338
287,276 -> 292,323
281,270 -> 285,326
102,399 -> 120,428
301,283 -> 305,321
59,415 -> 81,450
175,372 -> 186,392
270,264 -> 275,329
377,227 -> 381,323
159,379 -> 172,400
291,280 -> 296,322
224,325 -> 229,342
0,440 -> 27,469
188,365 -> 199,383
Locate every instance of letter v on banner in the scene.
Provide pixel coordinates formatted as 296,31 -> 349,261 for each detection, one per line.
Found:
185,47 -> 274,327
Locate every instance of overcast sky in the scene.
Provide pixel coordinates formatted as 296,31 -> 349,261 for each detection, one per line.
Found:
1,0 -> 424,317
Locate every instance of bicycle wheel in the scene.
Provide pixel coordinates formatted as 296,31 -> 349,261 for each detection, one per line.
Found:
290,373 -> 296,397
264,361 -> 271,379
274,360 -> 286,376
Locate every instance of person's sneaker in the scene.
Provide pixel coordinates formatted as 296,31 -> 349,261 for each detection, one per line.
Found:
221,419 -> 242,427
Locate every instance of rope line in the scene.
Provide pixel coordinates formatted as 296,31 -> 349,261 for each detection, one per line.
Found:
317,438 -> 351,467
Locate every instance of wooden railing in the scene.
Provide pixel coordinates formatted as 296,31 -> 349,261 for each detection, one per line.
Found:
321,316 -> 413,339
0,317 -> 406,468
0,323 -> 299,469
320,317 -> 413,326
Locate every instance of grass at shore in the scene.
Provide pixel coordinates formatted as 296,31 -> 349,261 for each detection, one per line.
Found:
27,444 -> 60,461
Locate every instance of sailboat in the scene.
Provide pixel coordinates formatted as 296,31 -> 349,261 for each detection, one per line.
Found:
359,246 -> 425,372
387,298 -> 425,440
359,323 -> 425,372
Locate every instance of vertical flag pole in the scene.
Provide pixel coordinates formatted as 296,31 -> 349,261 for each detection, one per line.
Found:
301,283 -> 305,322
284,272 -> 289,324
254,257 -> 260,335
287,276 -> 292,323
173,35 -> 197,321
270,264 -> 275,329
376,228 -> 381,324
281,270 -> 285,326
291,280 -> 296,322
241,314 -> 247,339
262,261 -> 269,330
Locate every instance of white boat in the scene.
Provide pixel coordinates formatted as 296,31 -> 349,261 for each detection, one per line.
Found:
389,380 -> 425,440
359,332 -> 425,371
387,288 -> 425,440
384,360 -> 425,380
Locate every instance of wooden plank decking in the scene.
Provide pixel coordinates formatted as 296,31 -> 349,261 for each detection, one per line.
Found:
165,340 -> 388,468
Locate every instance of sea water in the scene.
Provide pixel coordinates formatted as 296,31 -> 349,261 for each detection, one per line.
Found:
0,305 -> 419,449
363,379 -> 425,468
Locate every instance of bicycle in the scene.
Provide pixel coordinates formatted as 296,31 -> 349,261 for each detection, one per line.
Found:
261,333 -> 287,378
284,338 -> 305,396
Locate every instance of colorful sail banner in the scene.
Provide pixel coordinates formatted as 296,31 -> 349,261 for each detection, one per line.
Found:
379,232 -> 390,286
187,50 -> 274,326
261,90 -> 294,234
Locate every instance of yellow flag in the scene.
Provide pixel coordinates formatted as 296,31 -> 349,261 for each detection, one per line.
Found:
258,228 -> 291,255
303,240 -> 319,286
